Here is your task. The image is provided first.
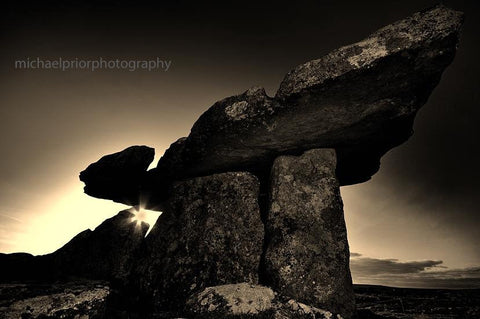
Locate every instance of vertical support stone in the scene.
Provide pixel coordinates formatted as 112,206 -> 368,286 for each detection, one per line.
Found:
264,149 -> 355,318
133,172 -> 264,313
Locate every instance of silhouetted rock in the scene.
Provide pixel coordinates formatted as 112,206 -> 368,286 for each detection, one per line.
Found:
0,210 -> 148,283
132,172 -> 264,313
264,149 -> 355,318
80,145 -> 154,205
0,281 -> 109,319
51,209 -> 149,281
0,253 -> 51,282
0,253 -> 33,281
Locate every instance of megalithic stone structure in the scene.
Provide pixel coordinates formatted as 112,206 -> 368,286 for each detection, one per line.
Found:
76,5 -> 464,319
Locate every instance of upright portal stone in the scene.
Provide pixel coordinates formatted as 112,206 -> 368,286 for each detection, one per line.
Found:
133,172 -> 264,312
264,149 -> 354,318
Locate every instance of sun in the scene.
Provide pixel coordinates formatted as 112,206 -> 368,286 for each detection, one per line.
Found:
130,206 -> 148,227
129,206 -> 161,236
132,208 -> 147,224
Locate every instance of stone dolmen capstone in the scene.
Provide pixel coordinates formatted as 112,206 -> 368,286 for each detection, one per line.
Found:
81,6 -> 464,209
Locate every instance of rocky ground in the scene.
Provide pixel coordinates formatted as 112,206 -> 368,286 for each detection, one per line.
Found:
354,285 -> 480,319
0,280 -> 110,319
1,282 -> 478,319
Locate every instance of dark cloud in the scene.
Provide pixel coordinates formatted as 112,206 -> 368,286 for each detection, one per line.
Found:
351,257 -> 443,275
351,254 -> 480,289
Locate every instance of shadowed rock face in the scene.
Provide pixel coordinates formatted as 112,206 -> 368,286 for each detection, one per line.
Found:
51,210 -> 149,281
131,172 -> 264,313
274,5 -> 464,185
264,149 -> 355,318
79,6 -> 463,207
0,210 -> 149,283
80,145 -> 154,205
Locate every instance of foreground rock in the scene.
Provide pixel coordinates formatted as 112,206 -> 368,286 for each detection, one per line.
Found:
0,281 -> 109,319
264,149 -> 355,318
79,5 -> 463,207
80,145 -> 154,205
186,283 -> 276,318
131,172 -> 264,313
186,283 -> 339,319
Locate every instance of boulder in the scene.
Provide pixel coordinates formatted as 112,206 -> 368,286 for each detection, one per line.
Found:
185,283 -> 339,319
263,149 -> 355,318
131,172 -> 264,312
186,283 -> 276,318
80,145 -> 154,205
80,6 -> 463,207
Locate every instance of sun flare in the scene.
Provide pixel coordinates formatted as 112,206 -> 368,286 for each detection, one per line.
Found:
130,206 -> 161,236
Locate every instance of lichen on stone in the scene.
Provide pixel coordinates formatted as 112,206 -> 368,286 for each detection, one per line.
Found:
225,101 -> 249,120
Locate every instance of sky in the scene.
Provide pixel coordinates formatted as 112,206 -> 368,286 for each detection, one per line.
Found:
1,0 -> 479,288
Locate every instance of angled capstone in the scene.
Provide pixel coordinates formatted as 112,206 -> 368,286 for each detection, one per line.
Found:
80,6 -> 463,206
